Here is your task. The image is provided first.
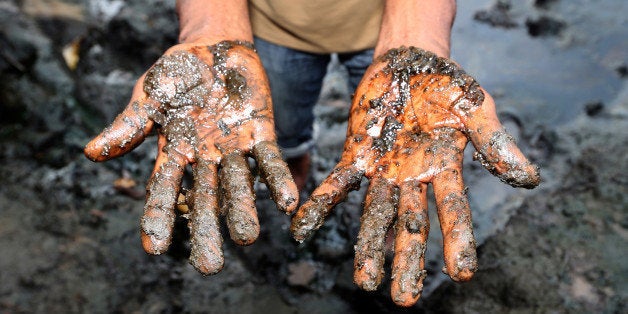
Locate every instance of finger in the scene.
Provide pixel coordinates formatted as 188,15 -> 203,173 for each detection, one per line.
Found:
354,176 -> 398,291
391,180 -> 429,307
464,91 -> 540,188
432,167 -> 478,282
141,136 -> 186,254
219,153 -> 259,245
252,141 -> 299,214
85,77 -> 154,161
291,163 -> 363,242
188,159 -> 223,275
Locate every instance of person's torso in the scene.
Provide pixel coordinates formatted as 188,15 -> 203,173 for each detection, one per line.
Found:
249,0 -> 384,53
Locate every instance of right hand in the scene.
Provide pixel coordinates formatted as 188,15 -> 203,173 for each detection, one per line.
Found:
291,46 -> 540,306
84,40 -> 298,275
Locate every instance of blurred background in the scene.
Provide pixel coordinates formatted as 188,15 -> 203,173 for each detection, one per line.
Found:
0,0 -> 625,313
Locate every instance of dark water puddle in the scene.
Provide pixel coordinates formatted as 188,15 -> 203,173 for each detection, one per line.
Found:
452,0 -> 626,127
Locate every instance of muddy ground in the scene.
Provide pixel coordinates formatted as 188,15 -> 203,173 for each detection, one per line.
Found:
0,0 -> 626,313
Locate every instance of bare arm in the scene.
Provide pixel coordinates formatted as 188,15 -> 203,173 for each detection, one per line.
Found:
177,0 -> 253,44
292,0 -> 540,307
375,0 -> 456,58
86,0 -> 299,276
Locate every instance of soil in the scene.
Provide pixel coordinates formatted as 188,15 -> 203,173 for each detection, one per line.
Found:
0,0 -> 626,313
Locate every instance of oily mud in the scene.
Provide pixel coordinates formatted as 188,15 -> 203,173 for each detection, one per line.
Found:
377,46 -> 485,110
391,182 -> 429,305
291,165 -> 363,242
141,157 -> 184,254
188,159 -> 224,275
144,51 -> 204,108
98,38 -> 295,275
252,141 -> 298,213
437,191 -> 478,282
220,153 -> 259,245
0,0 -> 626,313
472,129 -> 540,188
372,116 -> 403,155
353,177 -> 398,291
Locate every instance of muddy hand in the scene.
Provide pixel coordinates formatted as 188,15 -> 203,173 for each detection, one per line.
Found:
291,47 -> 540,306
84,40 -> 298,275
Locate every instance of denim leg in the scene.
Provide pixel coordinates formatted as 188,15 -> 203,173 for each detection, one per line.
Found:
254,37 -> 330,158
338,49 -> 375,92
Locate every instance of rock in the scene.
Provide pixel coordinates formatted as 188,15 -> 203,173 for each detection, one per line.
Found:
1,0 -> 626,312
287,261 -> 318,287
473,0 -> 519,28
525,16 -> 566,37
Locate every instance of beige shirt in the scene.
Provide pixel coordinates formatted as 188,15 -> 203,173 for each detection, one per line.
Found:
249,0 -> 384,54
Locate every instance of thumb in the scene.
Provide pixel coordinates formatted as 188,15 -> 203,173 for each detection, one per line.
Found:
463,90 -> 540,188
84,75 -> 154,162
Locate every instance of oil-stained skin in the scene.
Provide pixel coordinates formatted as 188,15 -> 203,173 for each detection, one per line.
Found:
291,46 -> 540,307
84,40 -> 298,276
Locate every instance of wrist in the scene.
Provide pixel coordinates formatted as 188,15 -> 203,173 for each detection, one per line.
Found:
177,0 -> 253,44
374,0 -> 455,59
374,35 -> 450,59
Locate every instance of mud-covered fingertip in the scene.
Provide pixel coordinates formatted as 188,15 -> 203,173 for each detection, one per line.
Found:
252,141 -> 300,214
272,184 -> 299,215
486,156 -> 540,189
290,201 -> 323,242
443,251 -> 478,282
390,251 -> 427,307
140,209 -> 176,255
355,278 -> 380,292
503,162 -> 541,189
392,282 -> 424,307
225,202 -> 259,245
191,259 -> 224,276
83,136 -> 109,162
473,147 -> 541,189
447,266 -> 476,282
140,232 -> 170,255
278,193 -> 299,214
393,299 -> 420,308
289,218 -> 312,243
290,226 -> 309,243
189,250 -> 224,276
354,259 -> 382,292
230,229 -> 259,246
441,232 -> 478,283
392,290 -> 423,308
468,118 -> 542,190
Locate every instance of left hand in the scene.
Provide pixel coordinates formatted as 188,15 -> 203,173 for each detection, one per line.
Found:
291,47 -> 540,306
84,40 -> 298,275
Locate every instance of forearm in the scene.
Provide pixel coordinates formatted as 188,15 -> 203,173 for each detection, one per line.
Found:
374,0 -> 456,58
177,0 -> 253,44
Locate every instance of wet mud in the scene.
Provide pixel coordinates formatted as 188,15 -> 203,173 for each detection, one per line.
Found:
302,43 -> 498,305
141,156 -> 184,254
473,129 -> 540,188
473,1 -> 519,28
187,159 -> 223,275
87,37 -> 297,273
220,153 -> 259,245
253,141 -> 298,213
372,116 -> 402,154
1,0 -> 626,313
353,177 -> 398,291
391,182 -> 429,306
378,46 -> 485,106
436,191 -> 478,282
291,165 -> 363,242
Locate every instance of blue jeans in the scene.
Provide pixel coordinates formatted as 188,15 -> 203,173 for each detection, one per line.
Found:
254,37 -> 374,158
